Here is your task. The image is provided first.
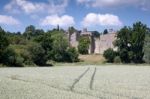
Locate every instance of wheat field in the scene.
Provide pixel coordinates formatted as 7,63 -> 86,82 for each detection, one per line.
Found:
0,65 -> 150,99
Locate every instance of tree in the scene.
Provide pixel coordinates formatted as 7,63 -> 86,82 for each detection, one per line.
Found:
103,29 -> 108,34
51,31 -> 69,62
27,43 -> 47,66
143,30 -> 150,63
68,26 -> 76,35
0,27 -> 9,63
115,22 -> 148,63
35,29 -> 44,36
130,22 -> 147,63
1,47 -> 24,67
34,31 -> 53,57
23,25 -> 36,40
0,27 -> 9,51
78,36 -> 90,54
115,26 -> 132,63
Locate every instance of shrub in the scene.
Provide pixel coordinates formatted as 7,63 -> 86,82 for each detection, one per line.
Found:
27,43 -> 47,66
114,56 -> 122,63
15,56 -> 24,66
103,48 -> 117,63
20,50 -> 33,65
66,47 -> 79,62
1,47 -> 23,67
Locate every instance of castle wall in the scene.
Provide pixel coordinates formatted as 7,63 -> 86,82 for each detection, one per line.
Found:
68,29 -> 117,54
70,32 -> 78,48
99,33 -> 116,54
94,37 -> 100,54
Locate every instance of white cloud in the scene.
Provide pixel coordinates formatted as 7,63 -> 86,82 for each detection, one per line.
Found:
77,0 -> 150,10
40,15 -> 75,27
77,0 -> 90,3
4,0 -> 68,14
82,13 -> 122,27
0,15 -> 20,25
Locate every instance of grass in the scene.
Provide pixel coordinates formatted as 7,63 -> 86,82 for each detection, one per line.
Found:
0,65 -> 150,99
51,54 -> 105,66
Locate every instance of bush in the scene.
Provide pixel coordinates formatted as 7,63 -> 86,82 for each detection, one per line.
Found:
114,56 -> 121,63
15,56 -> 24,66
20,50 -> 34,65
27,43 -> 47,66
66,47 -> 79,62
103,48 -> 117,63
1,47 -> 23,67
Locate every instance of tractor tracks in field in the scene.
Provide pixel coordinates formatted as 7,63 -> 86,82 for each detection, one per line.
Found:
70,67 -> 90,91
90,67 -> 97,90
70,67 -> 97,91
6,73 -> 102,99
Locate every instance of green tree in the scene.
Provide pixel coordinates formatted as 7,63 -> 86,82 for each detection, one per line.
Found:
103,29 -> 108,34
23,25 -> 36,40
34,31 -> 53,57
27,43 -> 47,66
130,22 -> 147,63
1,47 -> 23,67
0,27 -> 9,51
115,22 -> 148,63
78,36 -> 90,54
0,27 -> 9,63
115,26 -> 132,63
51,31 -> 69,62
143,30 -> 150,63
68,26 -> 77,35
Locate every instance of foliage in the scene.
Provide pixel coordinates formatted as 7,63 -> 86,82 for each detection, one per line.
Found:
66,47 -> 79,62
20,49 -> 33,65
1,47 -> 23,67
115,26 -> 131,63
0,27 -> 9,51
68,26 -> 77,35
78,36 -> 90,54
50,30 -> 69,62
34,31 -> 53,58
143,32 -> 150,63
115,22 -> 148,63
7,35 -> 26,45
103,48 -> 117,63
34,30 -> 79,63
23,25 -> 35,40
27,43 -> 47,66
103,29 -> 108,34
0,27 -> 9,63
23,25 -> 44,40
114,56 -> 121,63
92,31 -> 100,37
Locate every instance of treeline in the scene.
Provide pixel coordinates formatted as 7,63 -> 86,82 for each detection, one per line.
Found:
103,22 -> 150,64
0,25 -> 79,67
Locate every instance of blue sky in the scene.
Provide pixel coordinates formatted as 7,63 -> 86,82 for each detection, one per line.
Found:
0,0 -> 150,33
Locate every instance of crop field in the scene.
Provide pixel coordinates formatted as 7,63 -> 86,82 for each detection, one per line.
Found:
0,65 -> 150,99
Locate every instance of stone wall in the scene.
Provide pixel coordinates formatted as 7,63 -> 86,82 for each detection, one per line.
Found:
68,29 -> 116,54
99,33 -> 116,54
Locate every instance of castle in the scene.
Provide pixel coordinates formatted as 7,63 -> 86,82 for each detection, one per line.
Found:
67,28 -> 117,54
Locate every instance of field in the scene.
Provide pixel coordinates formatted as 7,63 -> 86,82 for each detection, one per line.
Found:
0,65 -> 150,99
